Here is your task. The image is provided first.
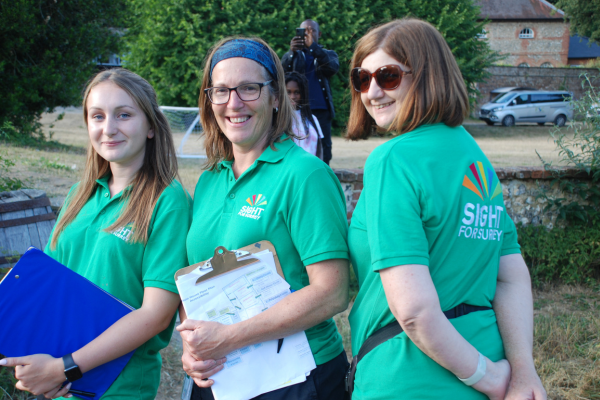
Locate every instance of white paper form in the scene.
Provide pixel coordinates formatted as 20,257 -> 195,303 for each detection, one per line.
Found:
176,251 -> 316,400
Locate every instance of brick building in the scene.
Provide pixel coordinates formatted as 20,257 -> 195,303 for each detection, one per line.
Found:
568,35 -> 600,66
476,0 -> 569,67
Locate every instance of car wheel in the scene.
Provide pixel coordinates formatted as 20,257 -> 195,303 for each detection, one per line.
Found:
537,122 -> 545,126
502,115 -> 515,127
485,121 -> 495,126
554,114 -> 567,127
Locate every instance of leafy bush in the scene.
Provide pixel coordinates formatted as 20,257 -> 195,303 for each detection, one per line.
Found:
0,156 -> 24,193
525,75 -> 600,285
519,223 -> 600,285
124,0 -> 496,135
538,74 -> 600,224
0,365 -> 28,400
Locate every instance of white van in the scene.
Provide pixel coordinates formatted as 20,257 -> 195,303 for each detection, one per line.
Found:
479,90 -> 573,127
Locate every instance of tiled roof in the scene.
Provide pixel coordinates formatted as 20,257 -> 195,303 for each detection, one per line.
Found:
476,0 -> 564,20
568,35 -> 600,59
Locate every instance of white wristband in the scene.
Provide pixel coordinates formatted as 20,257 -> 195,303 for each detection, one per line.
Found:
458,352 -> 486,386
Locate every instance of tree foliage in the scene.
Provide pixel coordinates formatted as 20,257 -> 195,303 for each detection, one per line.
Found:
538,74 -> 600,224
555,0 -> 600,44
0,0 -> 128,137
125,0 -> 495,133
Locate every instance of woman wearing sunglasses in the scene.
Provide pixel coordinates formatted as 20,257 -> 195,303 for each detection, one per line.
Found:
345,19 -> 546,399
178,37 -> 350,400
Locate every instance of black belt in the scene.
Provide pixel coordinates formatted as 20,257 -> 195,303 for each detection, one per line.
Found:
345,304 -> 492,397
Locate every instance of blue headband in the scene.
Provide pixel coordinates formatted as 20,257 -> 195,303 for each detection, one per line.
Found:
210,39 -> 277,79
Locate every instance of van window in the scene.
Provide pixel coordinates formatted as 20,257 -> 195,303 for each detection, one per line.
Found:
492,93 -> 516,104
531,93 -> 571,103
514,94 -> 529,105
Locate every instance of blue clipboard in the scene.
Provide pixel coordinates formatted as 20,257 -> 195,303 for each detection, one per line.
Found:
0,248 -> 135,400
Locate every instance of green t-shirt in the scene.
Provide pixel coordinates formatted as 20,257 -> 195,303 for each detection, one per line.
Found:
45,176 -> 191,400
348,124 -> 521,400
186,138 -> 349,365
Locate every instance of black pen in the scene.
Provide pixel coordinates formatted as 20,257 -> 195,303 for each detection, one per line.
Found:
69,389 -> 96,398
277,338 -> 284,353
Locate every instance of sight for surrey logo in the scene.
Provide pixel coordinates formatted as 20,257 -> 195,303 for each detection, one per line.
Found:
238,194 -> 268,220
458,162 -> 505,241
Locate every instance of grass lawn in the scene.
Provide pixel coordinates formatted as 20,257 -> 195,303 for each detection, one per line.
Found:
3,111 -> 598,400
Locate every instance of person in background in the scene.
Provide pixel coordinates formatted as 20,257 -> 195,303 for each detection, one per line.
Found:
345,19 -> 546,400
285,71 -> 324,159
179,37 -> 350,400
282,19 -> 338,165
0,68 -> 191,400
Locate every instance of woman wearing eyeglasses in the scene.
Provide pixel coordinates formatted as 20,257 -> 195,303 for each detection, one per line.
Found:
178,37 -> 350,400
345,19 -> 546,400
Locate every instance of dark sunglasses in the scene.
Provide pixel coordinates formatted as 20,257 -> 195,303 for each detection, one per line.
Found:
351,65 -> 411,93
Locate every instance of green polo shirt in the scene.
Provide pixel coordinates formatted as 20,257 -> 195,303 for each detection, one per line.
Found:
348,124 -> 521,400
45,176 -> 191,400
186,137 -> 349,365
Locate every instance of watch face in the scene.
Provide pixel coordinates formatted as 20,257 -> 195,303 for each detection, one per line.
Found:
65,365 -> 83,381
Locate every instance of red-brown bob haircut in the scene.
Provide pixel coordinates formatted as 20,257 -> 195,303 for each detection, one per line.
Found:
346,18 -> 470,140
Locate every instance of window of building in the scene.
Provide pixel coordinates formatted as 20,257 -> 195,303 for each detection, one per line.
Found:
519,28 -> 534,39
540,62 -> 554,68
476,29 -> 487,39
518,62 -> 530,67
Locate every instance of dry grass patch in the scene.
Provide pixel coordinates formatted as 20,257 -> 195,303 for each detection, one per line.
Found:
533,285 -> 600,400
157,342 -> 185,400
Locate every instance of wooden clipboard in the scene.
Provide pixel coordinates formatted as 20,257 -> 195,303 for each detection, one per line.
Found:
174,240 -> 285,285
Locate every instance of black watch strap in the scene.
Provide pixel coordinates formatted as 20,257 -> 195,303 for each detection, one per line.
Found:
63,353 -> 83,382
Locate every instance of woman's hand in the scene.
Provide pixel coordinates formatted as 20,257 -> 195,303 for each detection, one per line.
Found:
470,358 -> 511,400
180,346 -> 226,388
176,318 -> 227,388
177,319 -> 232,361
0,354 -> 71,397
494,254 -> 546,400
504,363 -> 547,400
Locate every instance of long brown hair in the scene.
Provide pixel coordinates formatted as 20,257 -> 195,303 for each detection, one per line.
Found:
346,18 -> 469,140
50,68 -> 179,248
199,37 -> 295,171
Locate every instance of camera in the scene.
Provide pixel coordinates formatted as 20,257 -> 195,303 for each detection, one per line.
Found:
295,28 -> 306,45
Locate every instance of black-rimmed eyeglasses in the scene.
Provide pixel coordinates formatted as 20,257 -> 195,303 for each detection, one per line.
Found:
204,81 -> 273,105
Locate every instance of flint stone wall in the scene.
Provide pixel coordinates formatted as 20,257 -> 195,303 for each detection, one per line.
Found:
334,167 -> 594,229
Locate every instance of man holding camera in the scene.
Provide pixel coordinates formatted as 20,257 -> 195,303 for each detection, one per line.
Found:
282,19 -> 339,165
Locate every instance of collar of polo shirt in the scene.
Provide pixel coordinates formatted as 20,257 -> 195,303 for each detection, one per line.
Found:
221,136 -> 296,170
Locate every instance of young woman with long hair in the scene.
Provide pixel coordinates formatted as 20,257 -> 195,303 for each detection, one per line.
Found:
346,19 -> 546,399
1,68 -> 191,400
285,71 -> 324,159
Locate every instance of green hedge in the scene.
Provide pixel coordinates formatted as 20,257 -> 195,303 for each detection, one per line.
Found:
124,0 -> 495,136
519,224 -> 600,286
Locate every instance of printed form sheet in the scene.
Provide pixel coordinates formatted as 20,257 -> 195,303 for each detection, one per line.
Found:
176,251 -> 316,400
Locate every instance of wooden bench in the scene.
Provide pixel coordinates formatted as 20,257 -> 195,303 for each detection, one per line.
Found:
0,189 -> 57,268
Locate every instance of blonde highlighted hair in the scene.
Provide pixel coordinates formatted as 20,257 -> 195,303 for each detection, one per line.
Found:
50,68 -> 179,248
199,37 -> 295,171
346,18 -> 470,140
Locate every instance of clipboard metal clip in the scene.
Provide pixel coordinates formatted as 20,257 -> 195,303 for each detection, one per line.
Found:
195,246 -> 258,285
200,249 -> 251,270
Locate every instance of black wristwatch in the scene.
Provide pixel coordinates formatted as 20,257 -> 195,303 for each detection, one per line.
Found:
63,353 -> 83,382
